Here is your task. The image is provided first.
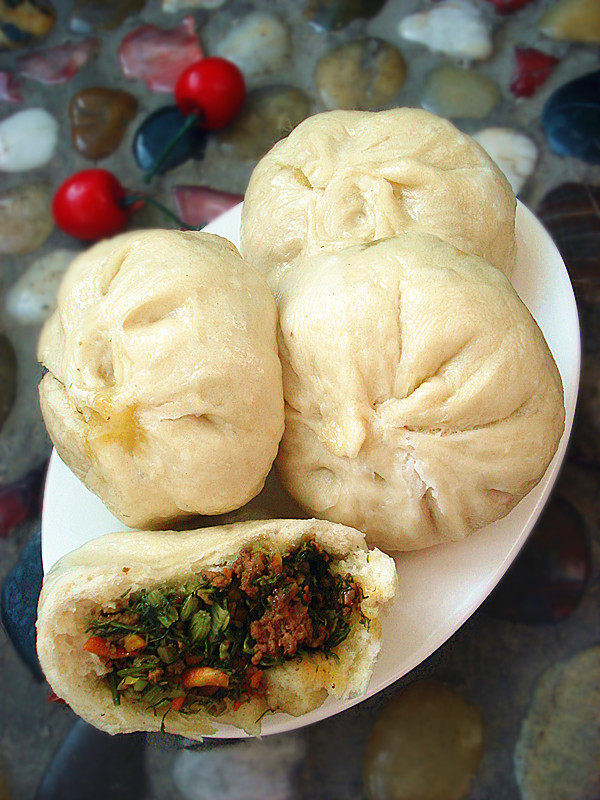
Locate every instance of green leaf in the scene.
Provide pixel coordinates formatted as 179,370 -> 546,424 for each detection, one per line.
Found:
157,605 -> 179,627
133,679 -> 148,692
117,675 -> 138,690
210,602 -> 230,641
143,685 -> 168,707
189,610 -> 211,643
180,594 -> 200,621
146,589 -> 164,607
107,670 -> 120,706
157,645 -> 177,664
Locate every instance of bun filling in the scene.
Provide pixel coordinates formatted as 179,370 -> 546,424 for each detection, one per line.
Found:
83,537 -> 365,728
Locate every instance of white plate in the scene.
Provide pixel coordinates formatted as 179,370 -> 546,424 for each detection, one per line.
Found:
41,201 -> 580,738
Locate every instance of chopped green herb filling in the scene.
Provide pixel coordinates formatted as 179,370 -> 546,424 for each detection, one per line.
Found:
84,539 -> 364,721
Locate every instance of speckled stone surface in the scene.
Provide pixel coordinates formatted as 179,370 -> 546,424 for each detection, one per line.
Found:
0,1 -> 599,799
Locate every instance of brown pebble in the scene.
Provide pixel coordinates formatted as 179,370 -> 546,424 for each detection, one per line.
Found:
70,87 -> 138,160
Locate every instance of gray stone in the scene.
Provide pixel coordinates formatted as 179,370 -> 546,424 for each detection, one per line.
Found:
315,38 -> 406,111
399,0 -> 493,60
422,65 -> 501,120
173,734 -> 306,800
0,182 -> 53,255
0,108 -> 58,172
163,0 -> 226,9
0,334 -> 16,432
473,128 -> 538,194
514,646 -> 600,800
5,249 -> 76,326
364,681 -> 484,800
214,12 -> 290,78
220,86 -> 311,161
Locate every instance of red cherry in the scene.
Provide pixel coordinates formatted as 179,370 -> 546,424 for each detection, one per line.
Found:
510,47 -> 560,98
175,57 -> 245,130
52,169 -> 131,241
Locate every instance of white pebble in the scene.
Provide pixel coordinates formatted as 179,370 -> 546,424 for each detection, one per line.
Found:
398,0 -> 493,60
173,734 -> 305,800
162,0 -> 226,9
473,128 -> 538,194
214,12 -> 290,77
0,108 -> 59,172
5,249 -> 76,325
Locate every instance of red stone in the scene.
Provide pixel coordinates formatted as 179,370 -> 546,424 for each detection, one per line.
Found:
484,0 -> 535,13
17,38 -> 100,85
510,47 -> 560,98
118,16 -> 203,94
0,465 -> 45,538
0,71 -> 22,102
172,185 -> 243,227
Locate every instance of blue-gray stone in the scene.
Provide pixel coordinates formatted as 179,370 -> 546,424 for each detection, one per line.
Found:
36,720 -> 147,800
1,529 -> 43,679
542,71 -> 600,164
133,106 -> 207,175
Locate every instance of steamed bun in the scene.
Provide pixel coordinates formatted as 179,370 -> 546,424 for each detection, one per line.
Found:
38,229 -> 284,528
241,108 -> 516,288
275,232 -> 565,551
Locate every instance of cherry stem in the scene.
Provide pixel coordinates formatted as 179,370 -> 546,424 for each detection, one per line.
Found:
122,194 -> 205,231
143,113 -> 200,184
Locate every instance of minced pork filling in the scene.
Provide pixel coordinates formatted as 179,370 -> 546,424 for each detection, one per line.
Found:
84,538 -> 365,722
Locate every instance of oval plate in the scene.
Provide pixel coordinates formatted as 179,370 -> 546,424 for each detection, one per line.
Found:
41,201 -> 580,738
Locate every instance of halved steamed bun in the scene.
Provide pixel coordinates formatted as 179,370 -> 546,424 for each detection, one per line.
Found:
38,230 -> 284,528
241,108 -> 516,289
275,232 -> 565,551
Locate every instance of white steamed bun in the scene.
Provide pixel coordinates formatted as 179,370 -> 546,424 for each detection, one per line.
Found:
241,108 -> 516,289
275,232 -> 565,551
38,229 -> 284,529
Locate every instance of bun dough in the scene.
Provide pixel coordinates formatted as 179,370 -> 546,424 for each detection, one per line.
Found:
38,230 -> 284,528
241,108 -> 516,288
37,519 -> 397,738
275,233 -> 565,551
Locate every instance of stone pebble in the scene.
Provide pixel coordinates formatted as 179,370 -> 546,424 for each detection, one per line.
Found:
399,0 -> 493,61
0,0 -> 55,49
163,0 -> 227,9
542,70 -> 600,164
172,185 -> 243,227
364,681 -> 484,800
536,182 -> 600,305
118,16 -> 203,93
70,0 -> 146,34
305,0 -> 386,31
483,495 -> 590,624
315,38 -> 406,111
133,106 -> 207,174
0,182 -> 53,255
16,38 -> 99,85
173,734 -> 305,800
214,12 -> 290,78
422,64 -> 500,119
70,88 -> 138,161
0,108 -> 58,172
220,86 -> 311,161
514,645 -> 600,800
5,249 -> 77,326
539,0 -> 600,44
0,334 -> 17,433
473,127 -> 537,193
